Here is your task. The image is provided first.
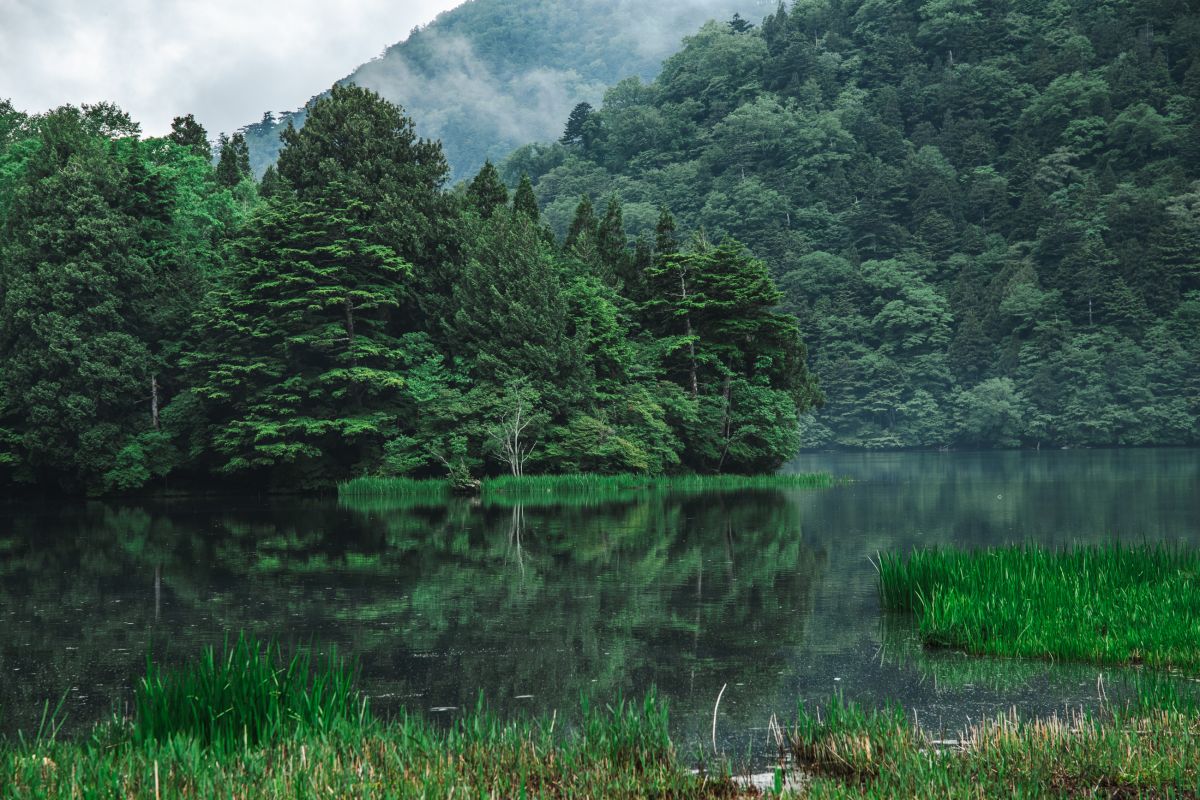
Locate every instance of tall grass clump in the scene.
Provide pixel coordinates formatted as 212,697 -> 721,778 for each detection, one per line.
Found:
134,635 -> 367,752
336,475 -> 450,500
878,544 -> 1200,671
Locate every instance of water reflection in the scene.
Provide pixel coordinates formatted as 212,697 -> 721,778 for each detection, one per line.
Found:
0,449 -> 1197,760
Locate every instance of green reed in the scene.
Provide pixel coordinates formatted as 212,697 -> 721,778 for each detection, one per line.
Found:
134,635 -> 367,753
878,544 -> 1200,671
339,471 -> 836,501
5,691 -> 743,799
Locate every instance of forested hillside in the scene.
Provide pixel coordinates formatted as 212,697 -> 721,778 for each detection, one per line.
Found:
515,0 -> 1200,449
240,0 -> 774,180
0,90 -> 817,494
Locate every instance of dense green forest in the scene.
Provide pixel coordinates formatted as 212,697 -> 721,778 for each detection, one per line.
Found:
513,0 -> 1200,449
0,87 -> 818,494
239,0 -> 775,180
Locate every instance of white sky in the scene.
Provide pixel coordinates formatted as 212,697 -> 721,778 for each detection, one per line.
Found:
0,0 -> 462,137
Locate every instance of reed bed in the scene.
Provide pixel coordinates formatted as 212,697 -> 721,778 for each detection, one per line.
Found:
338,471 -> 836,502
789,695 -> 1200,798
2,696 -> 747,799
134,635 -> 366,753
878,544 -> 1200,671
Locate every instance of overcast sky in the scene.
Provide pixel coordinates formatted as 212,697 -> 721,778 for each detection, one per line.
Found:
0,0 -> 462,137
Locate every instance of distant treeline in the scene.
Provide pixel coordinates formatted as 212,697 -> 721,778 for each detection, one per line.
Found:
0,88 -> 817,494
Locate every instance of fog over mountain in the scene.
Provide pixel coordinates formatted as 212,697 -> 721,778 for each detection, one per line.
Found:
240,0 -> 775,180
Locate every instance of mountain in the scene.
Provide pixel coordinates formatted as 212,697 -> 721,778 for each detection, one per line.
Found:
515,2 -> 1200,449
239,0 -> 775,181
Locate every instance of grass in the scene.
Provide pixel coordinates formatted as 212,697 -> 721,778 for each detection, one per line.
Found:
878,543 -> 1200,671
338,471 -> 837,508
788,695 -> 1200,798
4,689 -> 748,799
8,633 -> 1200,796
134,635 -> 366,753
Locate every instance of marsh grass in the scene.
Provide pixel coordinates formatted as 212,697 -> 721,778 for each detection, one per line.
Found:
789,695 -> 1200,798
338,472 -> 837,507
134,635 -> 366,753
3,691 -> 748,799
878,544 -> 1200,671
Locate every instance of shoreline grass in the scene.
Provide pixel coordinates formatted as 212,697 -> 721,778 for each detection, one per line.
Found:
789,695 -> 1200,797
879,543 -> 1200,671
8,635 -> 1200,797
338,471 -> 837,503
134,635 -> 365,753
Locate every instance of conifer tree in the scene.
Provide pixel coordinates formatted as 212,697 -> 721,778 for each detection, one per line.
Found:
565,195 -> 598,251
466,160 -> 509,218
215,132 -> 251,187
187,197 -> 412,481
513,174 -> 539,220
168,114 -> 211,161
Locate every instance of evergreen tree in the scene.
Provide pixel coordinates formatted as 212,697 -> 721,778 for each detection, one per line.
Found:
513,173 -> 539,220
560,102 -> 595,146
466,160 -> 509,218
215,132 -> 251,187
168,114 -> 211,161
565,195 -> 598,251
187,197 -> 412,483
596,194 -> 628,281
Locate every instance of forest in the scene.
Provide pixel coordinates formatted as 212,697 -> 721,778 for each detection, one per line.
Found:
510,0 -> 1200,450
3,0 -> 1200,495
0,88 -> 818,494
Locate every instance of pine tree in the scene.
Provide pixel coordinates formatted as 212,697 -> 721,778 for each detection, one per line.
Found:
513,174 -> 539,220
215,132 -> 251,187
654,207 -> 679,255
187,197 -> 412,482
596,194 -> 628,282
466,160 -> 509,218
565,195 -> 598,251
168,114 -> 211,161
560,102 -> 595,146
0,107 -> 191,491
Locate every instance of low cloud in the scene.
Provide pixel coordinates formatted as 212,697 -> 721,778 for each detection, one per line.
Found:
0,0 -> 457,136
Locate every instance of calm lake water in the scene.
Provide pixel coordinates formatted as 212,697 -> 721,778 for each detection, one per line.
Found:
1,449 -> 1197,758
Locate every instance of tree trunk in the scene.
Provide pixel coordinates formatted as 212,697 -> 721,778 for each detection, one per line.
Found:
151,376 -> 160,431
717,377 -> 733,472
680,271 -> 698,398
344,298 -> 358,366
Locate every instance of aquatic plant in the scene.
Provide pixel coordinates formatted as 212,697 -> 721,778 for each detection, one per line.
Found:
338,471 -> 837,502
878,544 -> 1200,671
134,635 -> 366,752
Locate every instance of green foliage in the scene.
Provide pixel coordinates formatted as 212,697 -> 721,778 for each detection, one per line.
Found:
186,196 -> 412,482
134,634 -> 365,753
520,0 -> 1200,449
214,132 -> 251,188
0,104 -> 235,493
879,545 -> 1200,671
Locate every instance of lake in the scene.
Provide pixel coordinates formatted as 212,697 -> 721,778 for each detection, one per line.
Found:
1,449 -> 1197,759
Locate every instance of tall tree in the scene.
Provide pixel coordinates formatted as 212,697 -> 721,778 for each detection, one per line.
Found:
168,114 -> 211,161
186,197 -> 412,483
215,132 -> 251,187
466,160 -> 509,218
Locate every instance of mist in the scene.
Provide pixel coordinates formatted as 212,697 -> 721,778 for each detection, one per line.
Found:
244,0 -> 776,180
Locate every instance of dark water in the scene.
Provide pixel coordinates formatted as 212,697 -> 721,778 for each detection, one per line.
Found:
1,449 -> 1197,759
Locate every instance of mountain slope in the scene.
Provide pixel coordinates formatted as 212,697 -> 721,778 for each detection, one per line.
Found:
516,2 -> 1200,449
240,0 -> 774,180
